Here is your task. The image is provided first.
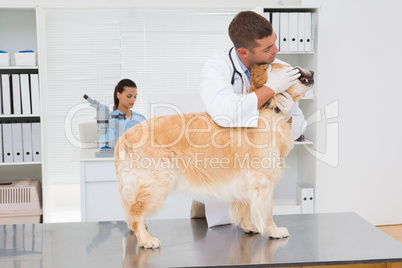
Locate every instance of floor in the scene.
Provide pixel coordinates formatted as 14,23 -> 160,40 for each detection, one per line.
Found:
377,225 -> 402,243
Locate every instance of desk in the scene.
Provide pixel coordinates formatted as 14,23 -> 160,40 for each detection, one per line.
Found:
79,149 -> 192,222
1,213 -> 402,268
79,149 -> 125,222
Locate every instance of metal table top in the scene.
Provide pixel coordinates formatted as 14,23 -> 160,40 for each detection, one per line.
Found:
1,212 -> 402,267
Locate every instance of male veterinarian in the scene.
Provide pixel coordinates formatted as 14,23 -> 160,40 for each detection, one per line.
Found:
196,10 -> 306,226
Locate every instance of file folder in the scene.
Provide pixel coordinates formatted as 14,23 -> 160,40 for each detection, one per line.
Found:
304,12 -> 312,51
22,123 -> 33,162
0,124 -> 3,162
20,74 -> 31,115
2,123 -> 13,163
296,183 -> 314,214
12,123 -> 23,162
30,74 -> 40,115
31,122 -> 41,162
279,13 -> 289,52
272,13 -> 280,50
298,13 -> 305,52
263,12 -> 270,22
11,74 -> 22,115
1,74 -> 11,115
289,13 -> 298,52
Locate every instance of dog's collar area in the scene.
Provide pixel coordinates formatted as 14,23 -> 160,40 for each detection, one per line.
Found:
294,68 -> 314,86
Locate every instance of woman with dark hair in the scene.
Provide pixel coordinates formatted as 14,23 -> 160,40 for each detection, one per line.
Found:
103,79 -> 146,148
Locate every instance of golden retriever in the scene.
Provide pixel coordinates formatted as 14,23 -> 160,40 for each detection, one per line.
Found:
114,63 -> 314,248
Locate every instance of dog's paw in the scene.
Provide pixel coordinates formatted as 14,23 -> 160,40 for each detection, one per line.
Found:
268,227 -> 289,239
138,237 -> 161,249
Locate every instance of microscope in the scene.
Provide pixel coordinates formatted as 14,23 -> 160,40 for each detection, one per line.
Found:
83,94 -> 114,157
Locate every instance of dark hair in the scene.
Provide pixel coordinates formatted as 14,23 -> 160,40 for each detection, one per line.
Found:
228,11 -> 273,51
113,79 -> 137,110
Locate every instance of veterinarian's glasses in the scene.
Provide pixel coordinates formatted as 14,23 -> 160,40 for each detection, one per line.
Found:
229,47 -> 243,86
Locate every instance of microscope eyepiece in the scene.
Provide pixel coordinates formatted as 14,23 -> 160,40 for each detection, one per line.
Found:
83,94 -> 88,99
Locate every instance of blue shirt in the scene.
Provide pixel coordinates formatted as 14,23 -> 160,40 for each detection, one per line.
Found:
235,52 -> 251,82
100,109 -> 146,147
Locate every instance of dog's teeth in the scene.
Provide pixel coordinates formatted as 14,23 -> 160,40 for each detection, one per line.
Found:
306,79 -> 309,83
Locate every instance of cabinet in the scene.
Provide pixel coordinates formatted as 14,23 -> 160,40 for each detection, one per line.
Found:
0,8 -> 43,222
263,7 -> 319,215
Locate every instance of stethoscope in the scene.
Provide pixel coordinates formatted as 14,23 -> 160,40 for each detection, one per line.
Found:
229,47 -> 243,86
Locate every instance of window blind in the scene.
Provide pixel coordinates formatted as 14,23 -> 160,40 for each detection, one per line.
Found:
43,8 -> 240,184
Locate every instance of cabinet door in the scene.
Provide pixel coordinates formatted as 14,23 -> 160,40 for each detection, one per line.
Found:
85,181 -> 125,222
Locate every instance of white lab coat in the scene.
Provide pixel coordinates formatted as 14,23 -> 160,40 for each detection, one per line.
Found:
198,48 -> 306,227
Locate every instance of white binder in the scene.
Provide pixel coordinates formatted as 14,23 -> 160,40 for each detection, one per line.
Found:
272,13 -> 281,50
279,13 -> 289,52
20,74 -> 31,115
31,122 -> 41,162
1,74 -> 11,115
304,12 -> 312,51
12,123 -> 23,162
296,183 -> 315,214
263,12 -> 270,22
0,124 -> 3,162
11,74 -> 22,115
30,74 -> 40,115
298,13 -> 305,52
22,123 -> 33,162
2,123 -> 13,163
288,13 -> 299,52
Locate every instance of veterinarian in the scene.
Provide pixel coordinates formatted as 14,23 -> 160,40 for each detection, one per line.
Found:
100,79 -> 146,148
195,11 -> 306,226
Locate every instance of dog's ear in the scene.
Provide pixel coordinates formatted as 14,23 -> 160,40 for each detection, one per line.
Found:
249,64 -> 268,93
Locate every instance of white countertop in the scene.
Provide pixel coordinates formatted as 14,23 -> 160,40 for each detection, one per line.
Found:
74,148 -> 114,162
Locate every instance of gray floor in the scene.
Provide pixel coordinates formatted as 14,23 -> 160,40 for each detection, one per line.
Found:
1,212 -> 402,267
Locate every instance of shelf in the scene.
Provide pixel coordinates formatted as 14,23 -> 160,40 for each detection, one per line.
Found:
300,96 -> 315,100
277,51 -> 316,55
273,199 -> 301,215
0,161 -> 41,166
0,67 -> 39,74
0,114 -> 40,118
294,139 -> 314,145
0,66 -> 38,70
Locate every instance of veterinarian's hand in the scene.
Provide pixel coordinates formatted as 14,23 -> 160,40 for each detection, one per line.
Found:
277,92 -> 295,121
265,65 -> 301,94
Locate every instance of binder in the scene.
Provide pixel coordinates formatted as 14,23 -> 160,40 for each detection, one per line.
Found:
1,74 -> 11,115
0,124 -> 3,162
263,12 -> 270,22
279,13 -> 289,52
2,123 -> 13,163
272,13 -> 280,50
22,123 -> 33,162
0,77 -> 2,114
11,74 -> 22,115
288,13 -> 298,52
31,122 -> 41,162
30,74 -> 40,115
298,13 -> 305,52
311,12 -> 317,51
304,12 -> 312,51
296,183 -> 315,214
20,74 -> 31,115
12,123 -> 23,162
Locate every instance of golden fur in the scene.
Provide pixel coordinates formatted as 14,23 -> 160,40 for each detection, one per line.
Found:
114,63 -> 314,248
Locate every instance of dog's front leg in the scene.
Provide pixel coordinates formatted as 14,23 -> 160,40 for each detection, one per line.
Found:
266,191 -> 289,239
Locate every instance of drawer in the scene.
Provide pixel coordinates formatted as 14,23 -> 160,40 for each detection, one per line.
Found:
84,161 -> 117,182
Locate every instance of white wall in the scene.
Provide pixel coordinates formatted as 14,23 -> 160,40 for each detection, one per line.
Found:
311,0 -> 402,225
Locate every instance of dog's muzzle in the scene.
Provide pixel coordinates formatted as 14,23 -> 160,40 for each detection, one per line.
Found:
294,68 -> 314,86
